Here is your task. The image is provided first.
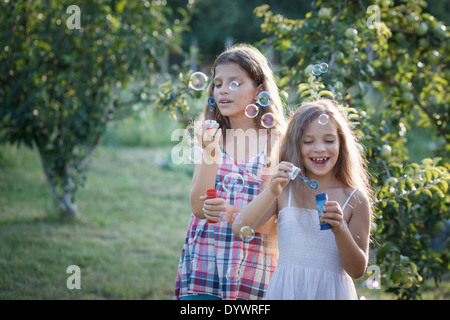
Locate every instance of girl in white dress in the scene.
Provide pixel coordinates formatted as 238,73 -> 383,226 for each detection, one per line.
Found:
232,99 -> 373,299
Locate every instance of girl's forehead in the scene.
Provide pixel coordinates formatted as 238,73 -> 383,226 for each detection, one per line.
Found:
214,62 -> 248,79
303,117 -> 338,135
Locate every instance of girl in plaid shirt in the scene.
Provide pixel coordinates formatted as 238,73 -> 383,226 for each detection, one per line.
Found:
174,44 -> 287,300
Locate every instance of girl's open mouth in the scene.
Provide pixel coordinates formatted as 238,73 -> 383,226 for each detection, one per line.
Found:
311,157 -> 329,166
219,99 -> 233,106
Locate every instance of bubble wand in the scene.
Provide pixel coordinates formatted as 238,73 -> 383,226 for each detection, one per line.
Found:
207,97 -> 216,122
287,166 -> 319,189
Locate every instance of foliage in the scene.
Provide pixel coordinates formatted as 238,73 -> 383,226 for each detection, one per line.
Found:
0,0 -> 190,216
254,0 -> 449,299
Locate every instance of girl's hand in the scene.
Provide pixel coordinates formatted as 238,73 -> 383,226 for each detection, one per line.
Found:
195,120 -> 221,150
269,161 -> 293,196
200,195 -> 230,223
321,201 -> 346,233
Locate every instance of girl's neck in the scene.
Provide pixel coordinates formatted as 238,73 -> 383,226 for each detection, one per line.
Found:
228,114 -> 256,131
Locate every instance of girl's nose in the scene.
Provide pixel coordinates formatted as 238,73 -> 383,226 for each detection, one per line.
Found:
220,83 -> 230,95
314,143 -> 326,152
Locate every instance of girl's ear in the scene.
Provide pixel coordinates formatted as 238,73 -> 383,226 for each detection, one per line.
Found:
254,84 -> 264,101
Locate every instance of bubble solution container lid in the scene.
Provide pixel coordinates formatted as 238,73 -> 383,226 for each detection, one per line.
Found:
288,166 -> 301,180
206,189 -> 217,198
315,193 -> 327,201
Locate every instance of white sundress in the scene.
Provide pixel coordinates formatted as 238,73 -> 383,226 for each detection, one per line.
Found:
265,185 -> 359,300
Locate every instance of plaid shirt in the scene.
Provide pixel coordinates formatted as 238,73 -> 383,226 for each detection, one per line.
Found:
174,148 -> 278,300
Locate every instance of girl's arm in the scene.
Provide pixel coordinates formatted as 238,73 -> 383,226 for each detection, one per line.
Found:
321,191 -> 371,279
190,161 -> 219,219
190,121 -> 242,220
232,162 -> 293,238
190,121 -> 222,219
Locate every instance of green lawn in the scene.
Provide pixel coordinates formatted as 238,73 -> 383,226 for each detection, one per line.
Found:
0,144 -> 447,299
0,144 -> 192,299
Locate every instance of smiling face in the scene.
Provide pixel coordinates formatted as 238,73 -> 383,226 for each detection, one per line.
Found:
213,62 -> 261,120
300,117 -> 340,179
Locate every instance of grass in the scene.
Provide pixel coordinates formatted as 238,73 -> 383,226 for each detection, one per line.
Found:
0,144 -> 192,299
0,143 -> 448,300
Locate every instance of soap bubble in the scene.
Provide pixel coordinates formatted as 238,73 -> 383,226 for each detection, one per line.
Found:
319,62 -> 329,73
222,172 -> 245,194
220,212 -> 230,222
311,62 -> 329,76
189,146 -> 204,163
245,104 -> 259,118
318,113 -> 329,125
261,112 -> 275,128
239,226 -> 255,242
312,64 -> 322,76
229,81 -> 240,90
190,258 -> 199,271
226,266 -> 242,282
233,213 -> 243,224
189,72 -> 208,91
257,91 -> 271,107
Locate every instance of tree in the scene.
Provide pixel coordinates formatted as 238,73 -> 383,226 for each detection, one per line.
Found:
254,0 -> 449,299
0,0 -> 190,216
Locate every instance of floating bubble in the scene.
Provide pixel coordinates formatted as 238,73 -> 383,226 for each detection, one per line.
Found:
222,172 -> 245,194
319,62 -> 329,73
245,104 -> 259,118
239,226 -> 255,242
257,91 -> 271,107
189,146 -> 204,163
226,266 -> 243,282
190,258 -> 199,271
220,212 -> 230,222
208,96 -> 216,106
189,71 -> 208,91
312,64 -> 322,76
229,81 -> 240,90
261,112 -> 275,128
318,113 -> 329,125
233,213 -> 243,224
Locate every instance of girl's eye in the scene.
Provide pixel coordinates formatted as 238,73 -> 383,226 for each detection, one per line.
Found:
214,83 -> 222,88
303,140 -> 313,144
325,140 -> 335,143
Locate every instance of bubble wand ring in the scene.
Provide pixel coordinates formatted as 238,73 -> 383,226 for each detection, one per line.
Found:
207,97 -> 216,122
296,174 -> 318,189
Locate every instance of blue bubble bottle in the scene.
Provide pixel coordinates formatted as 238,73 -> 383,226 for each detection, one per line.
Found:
316,193 -> 332,230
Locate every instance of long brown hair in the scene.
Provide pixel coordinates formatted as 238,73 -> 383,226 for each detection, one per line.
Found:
280,99 -> 373,201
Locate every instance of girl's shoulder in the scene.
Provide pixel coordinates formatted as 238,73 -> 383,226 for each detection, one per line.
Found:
345,188 -> 371,224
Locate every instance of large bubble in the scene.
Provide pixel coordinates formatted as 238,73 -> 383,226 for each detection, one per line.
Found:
261,112 -> 275,128
257,91 -> 271,107
239,226 -> 255,242
229,81 -> 240,91
222,172 -> 245,194
245,104 -> 259,118
189,146 -> 204,163
226,266 -> 243,282
189,72 -> 208,91
311,62 -> 329,76
318,113 -> 329,125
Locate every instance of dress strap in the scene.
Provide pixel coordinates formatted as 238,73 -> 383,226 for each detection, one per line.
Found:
288,184 -> 292,207
342,188 -> 358,211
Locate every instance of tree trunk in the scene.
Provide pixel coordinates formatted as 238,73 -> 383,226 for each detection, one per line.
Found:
32,140 -> 78,217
